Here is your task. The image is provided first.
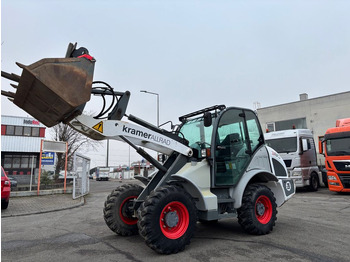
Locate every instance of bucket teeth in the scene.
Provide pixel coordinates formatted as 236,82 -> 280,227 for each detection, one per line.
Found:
1,90 -> 16,99
1,71 -> 20,82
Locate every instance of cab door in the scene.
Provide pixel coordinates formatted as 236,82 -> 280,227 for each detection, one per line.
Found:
213,108 -> 263,186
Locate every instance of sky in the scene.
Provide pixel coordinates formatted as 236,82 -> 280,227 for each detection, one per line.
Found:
1,0 -> 350,168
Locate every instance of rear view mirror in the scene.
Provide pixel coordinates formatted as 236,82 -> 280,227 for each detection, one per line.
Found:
318,136 -> 324,155
301,138 -> 309,153
203,112 -> 212,127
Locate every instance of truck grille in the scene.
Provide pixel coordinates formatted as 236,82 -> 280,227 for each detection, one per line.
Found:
333,161 -> 350,171
338,174 -> 350,189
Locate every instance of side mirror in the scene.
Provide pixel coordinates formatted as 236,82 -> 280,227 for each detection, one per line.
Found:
203,112 -> 212,127
300,138 -> 309,154
318,140 -> 324,155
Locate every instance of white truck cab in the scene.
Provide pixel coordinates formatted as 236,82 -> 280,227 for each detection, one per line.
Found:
264,129 -> 322,191
96,167 -> 110,181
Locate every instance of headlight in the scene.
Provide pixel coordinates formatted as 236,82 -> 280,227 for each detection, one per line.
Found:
329,182 -> 339,186
327,175 -> 337,181
291,170 -> 302,177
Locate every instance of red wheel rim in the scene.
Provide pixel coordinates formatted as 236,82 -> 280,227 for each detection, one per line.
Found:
255,195 -> 272,224
160,201 -> 189,239
119,196 -> 137,225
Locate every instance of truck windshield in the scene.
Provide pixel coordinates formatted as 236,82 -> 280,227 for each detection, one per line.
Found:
178,117 -> 214,149
326,137 -> 350,156
265,137 -> 297,153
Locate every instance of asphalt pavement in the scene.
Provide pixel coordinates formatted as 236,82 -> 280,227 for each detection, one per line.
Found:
0,178 -> 138,218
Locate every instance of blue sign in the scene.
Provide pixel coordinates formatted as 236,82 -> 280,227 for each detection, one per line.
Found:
42,152 -> 55,165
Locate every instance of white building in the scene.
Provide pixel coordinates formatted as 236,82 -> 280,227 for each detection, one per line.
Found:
1,115 -> 46,176
257,91 -> 350,165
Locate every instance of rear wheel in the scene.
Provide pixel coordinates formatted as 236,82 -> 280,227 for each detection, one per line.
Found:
137,185 -> 197,254
238,184 -> 277,235
103,184 -> 143,236
309,173 -> 319,191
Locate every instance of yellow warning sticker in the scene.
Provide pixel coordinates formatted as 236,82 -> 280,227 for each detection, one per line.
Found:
92,121 -> 103,133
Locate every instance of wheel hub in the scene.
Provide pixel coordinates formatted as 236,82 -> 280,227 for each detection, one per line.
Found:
256,202 -> 266,216
164,210 -> 179,228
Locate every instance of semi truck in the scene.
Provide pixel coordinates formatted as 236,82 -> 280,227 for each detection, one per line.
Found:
319,118 -> 350,193
1,42 -> 296,254
264,129 -> 323,191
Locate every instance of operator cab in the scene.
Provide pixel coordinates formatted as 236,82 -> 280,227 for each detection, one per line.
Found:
178,105 -> 265,186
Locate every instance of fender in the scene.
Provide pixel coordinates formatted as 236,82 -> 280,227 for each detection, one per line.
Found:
171,160 -> 217,212
231,169 -> 279,209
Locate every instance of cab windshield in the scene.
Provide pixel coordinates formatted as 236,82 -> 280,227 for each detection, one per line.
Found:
178,116 -> 214,149
326,137 -> 350,156
265,137 -> 297,154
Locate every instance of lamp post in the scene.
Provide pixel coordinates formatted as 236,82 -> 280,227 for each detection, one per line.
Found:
140,90 -> 159,127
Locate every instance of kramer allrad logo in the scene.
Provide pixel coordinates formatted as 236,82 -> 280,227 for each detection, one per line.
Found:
122,125 -> 171,145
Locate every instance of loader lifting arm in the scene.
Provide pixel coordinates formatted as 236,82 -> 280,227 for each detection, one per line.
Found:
1,42 -> 192,171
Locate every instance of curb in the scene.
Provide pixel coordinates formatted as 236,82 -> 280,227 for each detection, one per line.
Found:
10,188 -> 73,198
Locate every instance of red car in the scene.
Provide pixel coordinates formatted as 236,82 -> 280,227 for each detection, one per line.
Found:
1,167 -> 11,209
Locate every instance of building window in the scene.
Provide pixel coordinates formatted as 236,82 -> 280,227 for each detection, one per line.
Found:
3,156 -> 12,168
21,157 -> 30,168
13,157 -> 21,168
2,125 -> 43,137
14,126 -> 23,136
32,127 -> 40,137
23,126 -> 32,136
266,123 -> 275,132
6,126 -> 15,135
2,155 -> 38,169
275,118 -> 307,131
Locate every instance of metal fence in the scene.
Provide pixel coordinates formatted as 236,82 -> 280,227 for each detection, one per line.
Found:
72,153 -> 90,199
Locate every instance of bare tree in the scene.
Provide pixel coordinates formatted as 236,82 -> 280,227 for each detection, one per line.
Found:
51,122 -> 101,175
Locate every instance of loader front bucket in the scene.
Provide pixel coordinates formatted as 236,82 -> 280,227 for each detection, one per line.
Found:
2,56 -> 95,127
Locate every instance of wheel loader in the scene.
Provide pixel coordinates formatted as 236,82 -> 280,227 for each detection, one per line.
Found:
1,43 -> 295,254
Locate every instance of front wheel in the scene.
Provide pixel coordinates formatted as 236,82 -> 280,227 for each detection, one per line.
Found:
103,184 -> 144,236
137,185 -> 197,254
309,173 -> 319,191
238,184 -> 277,235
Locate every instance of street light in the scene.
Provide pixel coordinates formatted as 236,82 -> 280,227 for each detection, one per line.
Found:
140,90 -> 159,127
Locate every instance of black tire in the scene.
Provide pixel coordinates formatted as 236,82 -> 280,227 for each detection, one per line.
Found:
237,184 -> 277,235
1,200 -> 9,210
137,185 -> 197,254
103,184 -> 144,236
309,173 -> 319,191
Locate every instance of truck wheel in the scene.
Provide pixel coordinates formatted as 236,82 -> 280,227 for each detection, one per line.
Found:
309,173 -> 319,191
238,184 -> 277,235
137,185 -> 197,254
103,184 -> 143,236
